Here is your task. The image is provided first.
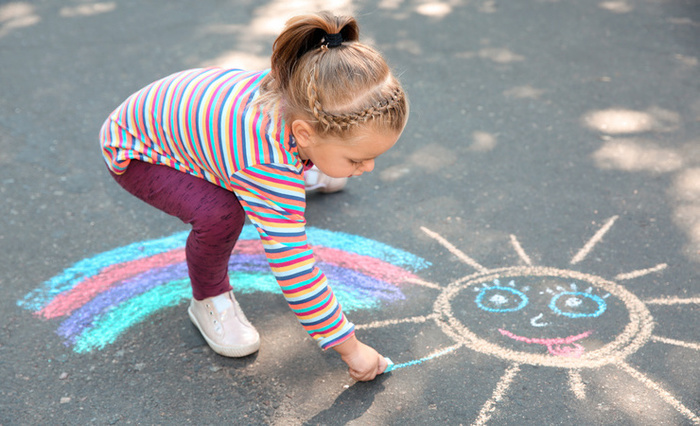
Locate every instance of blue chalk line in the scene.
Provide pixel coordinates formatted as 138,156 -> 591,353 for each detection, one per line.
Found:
383,346 -> 458,373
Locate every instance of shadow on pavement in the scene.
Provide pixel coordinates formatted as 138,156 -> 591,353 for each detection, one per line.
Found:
304,374 -> 389,425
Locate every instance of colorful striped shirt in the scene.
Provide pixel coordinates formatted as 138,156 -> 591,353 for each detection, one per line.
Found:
99,68 -> 355,349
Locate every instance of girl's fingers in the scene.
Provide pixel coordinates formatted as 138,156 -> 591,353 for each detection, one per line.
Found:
377,354 -> 388,374
349,367 -> 376,382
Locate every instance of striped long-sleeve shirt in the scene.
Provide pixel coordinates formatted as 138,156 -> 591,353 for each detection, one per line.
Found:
100,68 -> 355,349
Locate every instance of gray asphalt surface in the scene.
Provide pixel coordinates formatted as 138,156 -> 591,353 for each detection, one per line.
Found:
1,0 -> 699,424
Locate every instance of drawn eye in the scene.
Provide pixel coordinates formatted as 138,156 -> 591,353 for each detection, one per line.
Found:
475,286 -> 528,313
549,291 -> 606,318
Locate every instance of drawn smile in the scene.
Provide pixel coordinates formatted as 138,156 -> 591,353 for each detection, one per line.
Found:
499,329 -> 594,358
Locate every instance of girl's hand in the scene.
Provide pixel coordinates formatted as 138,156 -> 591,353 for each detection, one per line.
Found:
332,335 -> 388,381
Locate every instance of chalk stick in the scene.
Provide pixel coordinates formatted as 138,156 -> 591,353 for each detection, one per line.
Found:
383,357 -> 395,373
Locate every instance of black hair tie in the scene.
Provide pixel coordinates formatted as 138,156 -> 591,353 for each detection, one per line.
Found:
324,32 -> 343,48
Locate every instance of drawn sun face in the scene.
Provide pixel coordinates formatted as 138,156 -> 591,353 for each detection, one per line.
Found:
358,216 -> 699,424
440,267 -> 650,369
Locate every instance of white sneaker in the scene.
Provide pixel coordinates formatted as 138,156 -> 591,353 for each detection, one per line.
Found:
187,291 -> 260,357
304,166 -> 347,193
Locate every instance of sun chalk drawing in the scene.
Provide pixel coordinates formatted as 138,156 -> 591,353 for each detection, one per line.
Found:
356,216 -> 700,425
18,225 -> 430,354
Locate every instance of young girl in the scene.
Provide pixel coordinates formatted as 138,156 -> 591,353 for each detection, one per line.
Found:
100,11 -> 407,382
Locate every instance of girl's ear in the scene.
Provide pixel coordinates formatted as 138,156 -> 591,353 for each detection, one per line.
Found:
291,120 -> 316,148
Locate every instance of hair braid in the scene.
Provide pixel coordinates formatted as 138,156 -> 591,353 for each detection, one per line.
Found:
306,60 -> 334,131
310,86 -> 405,133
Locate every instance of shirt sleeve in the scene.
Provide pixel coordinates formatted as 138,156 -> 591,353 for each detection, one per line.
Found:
230,163 -> 355,350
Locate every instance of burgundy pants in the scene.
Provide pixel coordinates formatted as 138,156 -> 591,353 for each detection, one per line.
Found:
110,160 -> 246,300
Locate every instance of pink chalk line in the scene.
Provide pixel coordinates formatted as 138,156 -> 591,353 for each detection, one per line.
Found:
37,239 -> 420,320
38,248 -> 187,319
234,240 -> 420,284
499,329 -> 594,358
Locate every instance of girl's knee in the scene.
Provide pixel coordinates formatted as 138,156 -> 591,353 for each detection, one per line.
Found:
190,202 -> 245,242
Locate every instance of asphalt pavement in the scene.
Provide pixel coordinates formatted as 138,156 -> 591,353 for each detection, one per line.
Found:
1,0 -> 699,424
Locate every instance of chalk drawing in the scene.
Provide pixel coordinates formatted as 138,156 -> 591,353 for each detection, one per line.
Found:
548,291 -> 607,318
18,225 -> 430,353
18,217 -> 700,424
568,369 -> 586,400
475,283 -> 529,313
388,344 -> 462,371
355,216 -> 699,425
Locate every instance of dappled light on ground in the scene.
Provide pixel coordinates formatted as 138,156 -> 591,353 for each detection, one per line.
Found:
673,168 -> 700,201
674,53 -> 698,68
59,3 -> 115,18
672,168 -> 700,257
201,51 -> 271,73
586,105 -> 700,263
479,47 -> 525,64
582,107 -> 680,135
200,0 -> 354,70
455,46 -> 525,64
593,139 -> 684,174
409,143 -> 457,172
377,0 -> 467,19
0,2 -> 40,38
416,2 -> 453,18
598,1 -> 633,14
378,132 -> 496,182
246,0 -> 354,38
469,131 -> 498,152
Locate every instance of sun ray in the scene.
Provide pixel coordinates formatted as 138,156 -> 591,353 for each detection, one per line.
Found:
616,361 -> 700,424
509,234 -> 532,266
651,335 -> 700,351
570,215 -> 619,265
568,369 -> 587,400
404,276 -> 443,290
615,263 -> 668,281
472,363 -> 521,426
643,296 -> 700,305
421,226 -> 489,273
354,313 -> 441,330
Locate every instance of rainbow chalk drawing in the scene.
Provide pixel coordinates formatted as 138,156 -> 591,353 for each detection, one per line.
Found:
18,225 -> 429,354
355,216 -> 700,425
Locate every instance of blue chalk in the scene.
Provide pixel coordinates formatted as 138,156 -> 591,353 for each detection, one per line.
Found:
383,357 -> 395,373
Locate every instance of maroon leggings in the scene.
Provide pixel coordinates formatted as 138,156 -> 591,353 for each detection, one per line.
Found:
110,160 -> 246,300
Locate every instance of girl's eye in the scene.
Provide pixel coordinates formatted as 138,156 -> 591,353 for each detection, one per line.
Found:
475,286 -> 528,313
548,291 -> 606,318
350,160 -> 363,166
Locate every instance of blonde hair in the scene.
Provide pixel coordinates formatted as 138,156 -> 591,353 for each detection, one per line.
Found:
258,11 -> 408,137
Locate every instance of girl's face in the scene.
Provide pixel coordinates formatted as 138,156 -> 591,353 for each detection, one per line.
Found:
293,122 -> 400,179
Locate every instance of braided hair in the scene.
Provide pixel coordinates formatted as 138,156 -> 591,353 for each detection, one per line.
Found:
258,11 -> 408,137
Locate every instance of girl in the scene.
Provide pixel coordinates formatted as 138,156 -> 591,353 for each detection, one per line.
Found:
100,11 -> 408,382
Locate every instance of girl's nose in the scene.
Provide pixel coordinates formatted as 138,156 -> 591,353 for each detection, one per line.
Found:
530,313 -> 549,327
363,159 -> 375,173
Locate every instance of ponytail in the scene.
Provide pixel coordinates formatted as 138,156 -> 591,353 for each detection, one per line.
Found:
259,11 -> 408,137
269,11 -> 359,92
